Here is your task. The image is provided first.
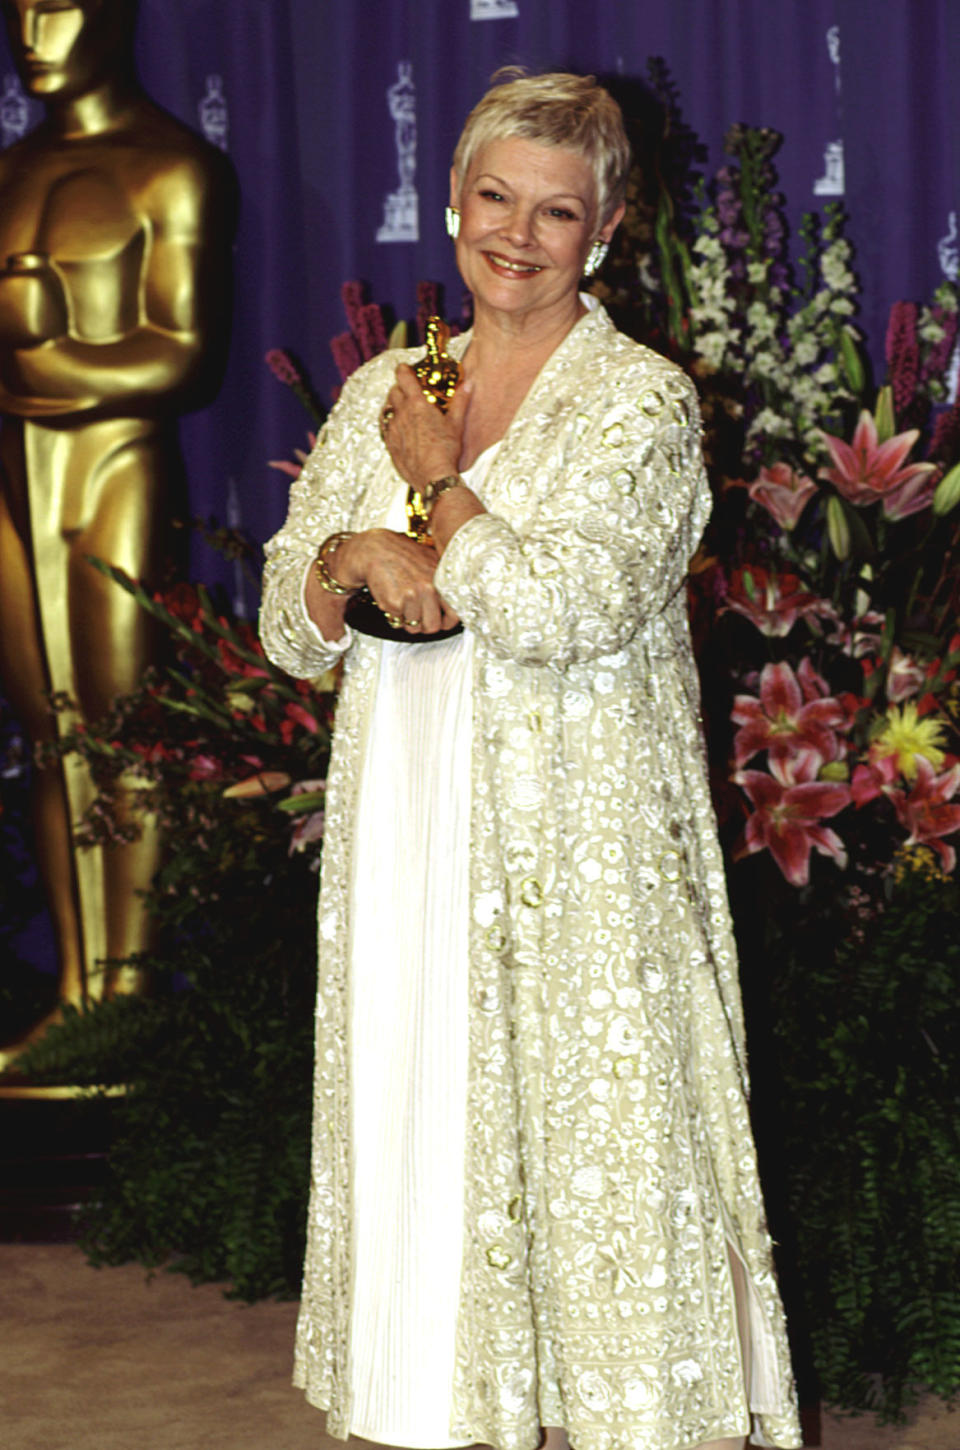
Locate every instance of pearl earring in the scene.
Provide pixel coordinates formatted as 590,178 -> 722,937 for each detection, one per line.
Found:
445,206 -> 460,240
583,239 -> 609,277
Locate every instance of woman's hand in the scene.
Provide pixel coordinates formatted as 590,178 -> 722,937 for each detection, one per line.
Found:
335,528 -> 460,635
381,364 -> 471,491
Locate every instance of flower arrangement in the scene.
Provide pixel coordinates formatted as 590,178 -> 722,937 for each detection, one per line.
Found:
636,122 -> 960,902
597,79 -> 960,1415
622,107 -> 960,1419
14,552 -> 337,1299
37,557 -> 337,869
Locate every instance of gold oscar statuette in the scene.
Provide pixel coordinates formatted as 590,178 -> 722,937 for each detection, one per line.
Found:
406,315 -> 460,542
344,315 -> 462,642
0,0 -> 237,1075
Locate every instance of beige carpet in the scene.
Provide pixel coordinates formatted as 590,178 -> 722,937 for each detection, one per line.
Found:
2,1245 -> 958,1450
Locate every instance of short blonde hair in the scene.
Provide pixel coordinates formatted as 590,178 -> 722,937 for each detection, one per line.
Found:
452,68 -> 631,227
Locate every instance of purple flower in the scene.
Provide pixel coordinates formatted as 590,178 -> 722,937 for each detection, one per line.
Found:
355,302 -> 388,361
928,400 -> 960,463
920,304 -> 959,387
885,301 -> 919,418
264,348 -> 301,387
330,330 -> 362,382
340,280 -> 366,332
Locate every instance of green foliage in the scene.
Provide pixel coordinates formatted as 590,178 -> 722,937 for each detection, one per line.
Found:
17,564 -> 332,1300
762,860 -> 960,1416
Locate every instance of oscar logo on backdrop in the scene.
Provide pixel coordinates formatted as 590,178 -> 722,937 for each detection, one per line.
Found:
0,0 -> 236,1072
813,24 -> 845,198
376,60 -> 418,243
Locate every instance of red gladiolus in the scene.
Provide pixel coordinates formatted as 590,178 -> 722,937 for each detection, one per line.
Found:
217,635 -> 269,679
156,581 -> 202,625
284,701 -> 320,735
187,754 -> 222,781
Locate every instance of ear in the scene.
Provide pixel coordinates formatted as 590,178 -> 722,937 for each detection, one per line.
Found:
599,202 -> 626,245
448,167 -> 460,210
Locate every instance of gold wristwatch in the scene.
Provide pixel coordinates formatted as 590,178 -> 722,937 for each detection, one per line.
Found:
406,474 -> 463,542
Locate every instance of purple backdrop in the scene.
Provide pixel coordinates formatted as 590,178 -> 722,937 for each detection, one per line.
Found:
0,2 -> 957,971
0,0 -> 955,604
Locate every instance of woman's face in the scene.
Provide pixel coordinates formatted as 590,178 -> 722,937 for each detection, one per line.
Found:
451,136 -> 621,327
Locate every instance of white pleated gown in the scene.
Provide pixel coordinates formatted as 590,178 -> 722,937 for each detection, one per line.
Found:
346,452 -> 497,1447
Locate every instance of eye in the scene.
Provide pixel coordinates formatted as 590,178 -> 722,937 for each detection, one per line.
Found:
547,207 -> 578,221
478,189 -> 505,203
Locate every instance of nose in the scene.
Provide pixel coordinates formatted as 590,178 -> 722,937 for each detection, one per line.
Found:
499,203 -> 536,249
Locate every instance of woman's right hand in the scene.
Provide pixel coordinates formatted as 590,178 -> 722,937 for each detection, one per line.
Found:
323,529 -> 460,635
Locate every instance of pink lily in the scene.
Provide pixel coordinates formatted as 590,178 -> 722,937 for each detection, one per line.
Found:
885,646 -> 928,703
732,660 -> 852,769
889,756 -> 960,872
819,409 -> 937,520
825,609 -> 885,659
735,749 -> 851,886
728,462 -> 818,530
286,779 -> 327,856
850,748 -> 899,807
723,565 -> 830,638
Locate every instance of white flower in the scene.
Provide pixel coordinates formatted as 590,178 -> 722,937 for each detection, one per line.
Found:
571,1165 -> 605,1199
497,1367 -> 534,1414
693,331 -> 730,370
577,1370 -> 612,1413
606,1015 -> 642,1055
671,1358 -> 704,1387
623,1373 -> 656,1411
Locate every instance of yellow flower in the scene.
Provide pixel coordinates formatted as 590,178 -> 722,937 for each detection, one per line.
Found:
872,702 -> 946,779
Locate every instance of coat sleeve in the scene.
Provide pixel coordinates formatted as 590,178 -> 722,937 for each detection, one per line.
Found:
259,359 -> 388,679
434,362 -> 710,670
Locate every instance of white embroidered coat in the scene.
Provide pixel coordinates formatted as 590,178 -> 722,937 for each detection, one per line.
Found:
259,301 -> 802,1450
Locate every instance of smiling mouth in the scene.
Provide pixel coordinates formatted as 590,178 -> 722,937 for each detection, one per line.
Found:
484,251 -> 544,275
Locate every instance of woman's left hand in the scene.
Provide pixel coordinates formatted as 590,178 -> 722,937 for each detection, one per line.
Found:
380,364 -> 470,491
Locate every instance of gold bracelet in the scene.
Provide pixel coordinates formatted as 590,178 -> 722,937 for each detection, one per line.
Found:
313,531 -> 356,595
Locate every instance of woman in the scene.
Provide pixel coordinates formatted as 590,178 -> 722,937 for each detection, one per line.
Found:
261,70 -> 802,1450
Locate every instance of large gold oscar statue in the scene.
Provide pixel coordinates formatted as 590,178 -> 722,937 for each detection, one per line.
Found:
0,0 -> 235,1068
